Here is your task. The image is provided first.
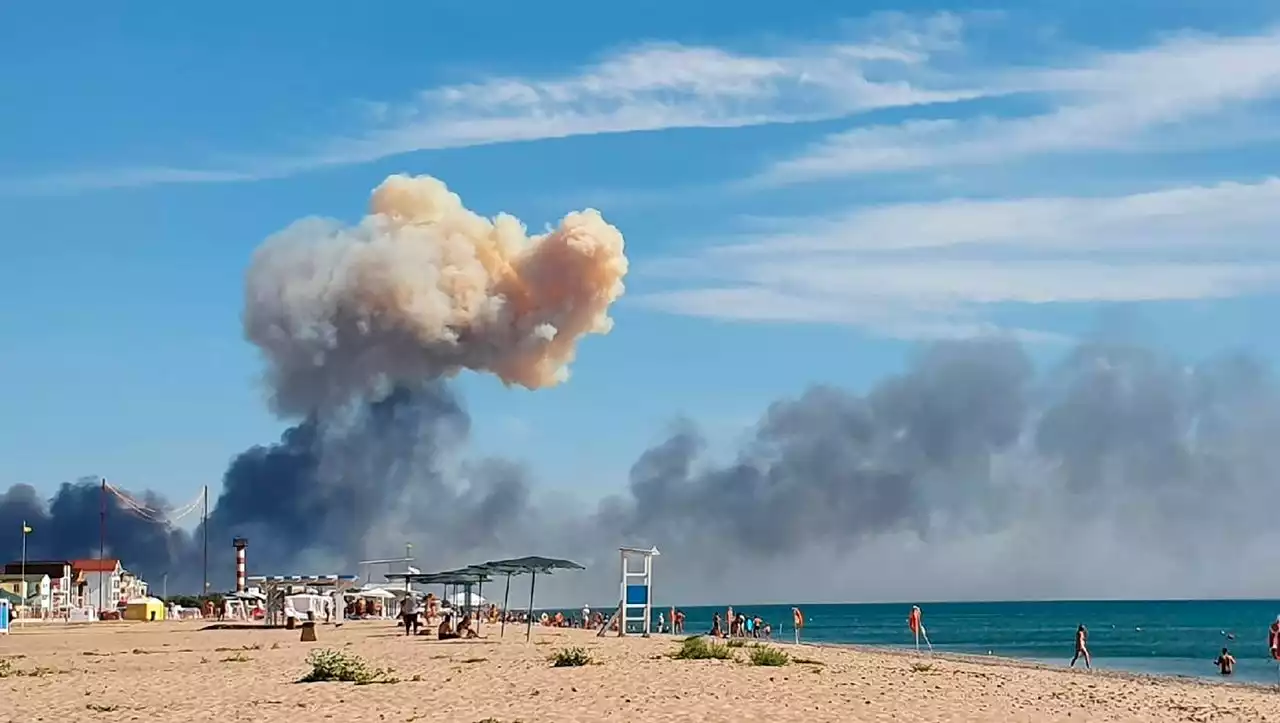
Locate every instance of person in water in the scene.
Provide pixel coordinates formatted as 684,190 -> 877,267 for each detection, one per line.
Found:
1215,647 -> 1236,675
1070,624 -> 1092,670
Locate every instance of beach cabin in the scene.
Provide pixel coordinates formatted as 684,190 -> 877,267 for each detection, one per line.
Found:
0,573 -> 51,616
123,597 -> 165,622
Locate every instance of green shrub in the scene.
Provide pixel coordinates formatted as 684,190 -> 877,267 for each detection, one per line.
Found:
299,649 -> 397,684
550,647 -> 592,667
672,636 -> 734,660
748,645 -> 790,666
726,638 -> 746,648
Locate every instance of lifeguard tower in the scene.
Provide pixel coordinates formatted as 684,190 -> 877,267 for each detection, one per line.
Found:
609,546 -> 659,637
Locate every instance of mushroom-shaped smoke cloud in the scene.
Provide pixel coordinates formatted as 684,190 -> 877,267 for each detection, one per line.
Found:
244,174 -> 629,414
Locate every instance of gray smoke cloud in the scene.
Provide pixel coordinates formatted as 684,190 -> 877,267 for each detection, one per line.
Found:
591,338 -> 1280,604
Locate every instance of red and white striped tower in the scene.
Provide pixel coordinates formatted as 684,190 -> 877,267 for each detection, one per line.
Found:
232,538 -> 248,593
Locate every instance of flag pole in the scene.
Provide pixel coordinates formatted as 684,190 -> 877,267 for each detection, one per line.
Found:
20,521 -> 29,624
99,478 -> 106,615
201,486 -> 208,600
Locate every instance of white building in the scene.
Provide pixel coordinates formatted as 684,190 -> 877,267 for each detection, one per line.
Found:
2,561 -> 72,611
74,558 -> 123,611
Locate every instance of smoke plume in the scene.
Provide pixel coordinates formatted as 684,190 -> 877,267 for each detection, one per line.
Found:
244,173 -> 628,415
0,174 -> 626,593
4,174 -> 1279,603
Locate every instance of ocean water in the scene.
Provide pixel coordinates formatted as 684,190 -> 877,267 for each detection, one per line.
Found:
612,600 -> 1280,685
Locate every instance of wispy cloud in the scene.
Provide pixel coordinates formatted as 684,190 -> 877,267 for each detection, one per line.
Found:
754,27 -> 1280,185
634,178 -> 1280,339
5,13 -> 986,195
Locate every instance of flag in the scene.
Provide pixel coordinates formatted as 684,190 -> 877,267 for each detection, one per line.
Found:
21,522 -> 31,535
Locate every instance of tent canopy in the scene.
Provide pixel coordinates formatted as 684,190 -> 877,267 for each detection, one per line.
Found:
358,587 -> 398,599
449,591 -> 487,607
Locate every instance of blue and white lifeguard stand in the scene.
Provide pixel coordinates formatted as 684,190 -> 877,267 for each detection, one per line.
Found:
0,598 -> 11,635
618,546 -> 660,637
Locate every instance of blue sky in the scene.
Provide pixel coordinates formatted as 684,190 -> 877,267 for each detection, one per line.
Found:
3,0 -> 1280,510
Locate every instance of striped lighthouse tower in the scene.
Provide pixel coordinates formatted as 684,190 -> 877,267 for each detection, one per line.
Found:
233,537 -> 249,593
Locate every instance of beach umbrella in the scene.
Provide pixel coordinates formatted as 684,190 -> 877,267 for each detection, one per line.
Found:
478,557 -> 586,641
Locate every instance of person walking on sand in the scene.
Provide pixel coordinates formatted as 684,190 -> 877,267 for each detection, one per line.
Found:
1070,624 -> 1092,670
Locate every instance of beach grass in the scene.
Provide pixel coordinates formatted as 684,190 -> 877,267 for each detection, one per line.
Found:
299,648 -> 398,684
673,636 -> 734,660
549,647 -> 592,667
747,645 -> 790,666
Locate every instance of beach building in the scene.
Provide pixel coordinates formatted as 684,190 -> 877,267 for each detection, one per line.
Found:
119,571 -> 149,601
123,597 -> 165,621
73,558 -> 123,611
0,573 -> 51,614
2,561 -> 72,611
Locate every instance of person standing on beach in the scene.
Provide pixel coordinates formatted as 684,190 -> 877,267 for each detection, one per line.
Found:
1269,617 -> 1280,660
711,612 -> 722,638
1215,647 -> 1236,675
400,594 -> 420,636
1070,624 -> 1091,670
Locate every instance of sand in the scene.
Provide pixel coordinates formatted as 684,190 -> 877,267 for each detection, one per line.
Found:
2,619 -> 1278,722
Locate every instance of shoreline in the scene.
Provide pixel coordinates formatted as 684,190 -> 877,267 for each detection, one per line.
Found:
810,640 -> 1277,692
7,619 -> 1280,722
621,628 -> 1276,691
689,633 -> 1280,692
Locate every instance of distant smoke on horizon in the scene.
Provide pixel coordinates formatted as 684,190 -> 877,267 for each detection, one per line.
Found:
4,175 -> 1278,605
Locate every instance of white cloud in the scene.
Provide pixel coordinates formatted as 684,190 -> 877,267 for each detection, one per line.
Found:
755,27 -> 1280,185
633,178 -> 1280,339
722,178 -> 1280,254
6,13 -> 987,195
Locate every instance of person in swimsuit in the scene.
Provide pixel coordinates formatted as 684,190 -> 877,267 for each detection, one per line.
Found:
1070,624 -> 1092,670
1215,647 -> 1236,675
711,612 -> 722,638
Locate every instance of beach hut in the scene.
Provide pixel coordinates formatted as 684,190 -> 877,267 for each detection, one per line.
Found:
123,597 -> 166,622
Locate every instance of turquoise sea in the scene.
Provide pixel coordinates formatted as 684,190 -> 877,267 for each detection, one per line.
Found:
595,600 -> 1280,686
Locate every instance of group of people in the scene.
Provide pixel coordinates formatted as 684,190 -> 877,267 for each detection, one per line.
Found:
397,593 -> 481,640
709,606 -> 772,639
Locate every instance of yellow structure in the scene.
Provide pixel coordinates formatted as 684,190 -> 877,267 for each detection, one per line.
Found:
123,597 -> 165,622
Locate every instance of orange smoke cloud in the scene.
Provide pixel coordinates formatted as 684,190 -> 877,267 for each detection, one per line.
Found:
244,174 -> 628,415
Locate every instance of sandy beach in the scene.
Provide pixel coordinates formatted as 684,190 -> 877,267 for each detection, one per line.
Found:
2,619 -> 1278,722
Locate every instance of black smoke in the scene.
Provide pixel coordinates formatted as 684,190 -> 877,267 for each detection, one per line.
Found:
0,384 -> 535,593
4,337 -> 1280,602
